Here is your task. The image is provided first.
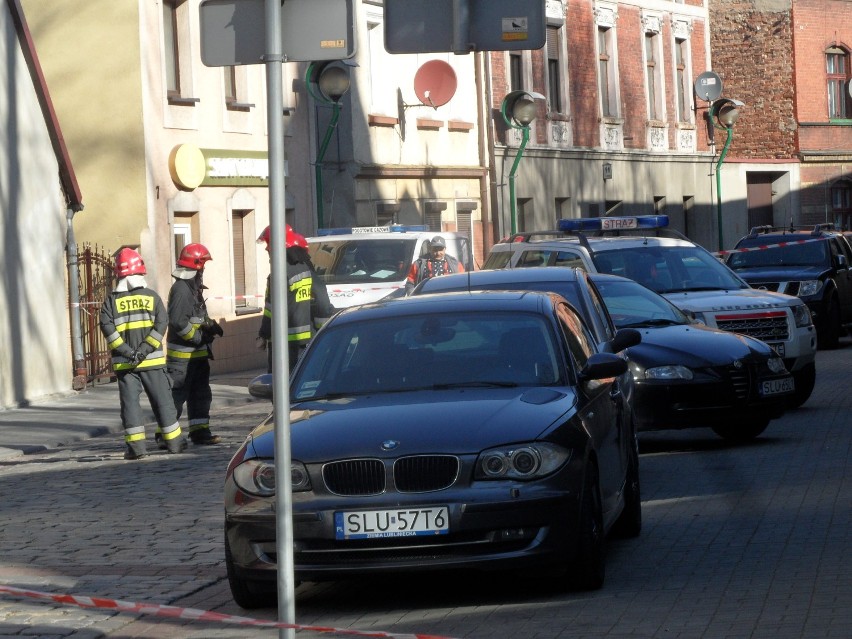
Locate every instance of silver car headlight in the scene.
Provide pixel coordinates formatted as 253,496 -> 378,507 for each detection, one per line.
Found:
792,303 -> 813,328
475,442 -> 570,480
232,459 -> 311,496
798,280 -> 822,296
767,356 -> 787,374
643,365 -> 694,380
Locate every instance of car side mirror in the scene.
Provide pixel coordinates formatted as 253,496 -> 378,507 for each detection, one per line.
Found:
248,373 -> 274,401
836,254 -> 847,269
579,353 -> 628,381
610,328 -> 641,353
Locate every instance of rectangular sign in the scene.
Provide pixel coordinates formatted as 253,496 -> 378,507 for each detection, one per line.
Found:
200,0 -> 356,67
384,0 -> 545,54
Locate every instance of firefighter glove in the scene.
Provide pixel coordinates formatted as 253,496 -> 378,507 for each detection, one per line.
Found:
255,336 -> 268,351
129,349 -> 146,367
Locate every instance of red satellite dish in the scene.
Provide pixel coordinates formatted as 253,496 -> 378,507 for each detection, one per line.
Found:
414,60 -> 457,108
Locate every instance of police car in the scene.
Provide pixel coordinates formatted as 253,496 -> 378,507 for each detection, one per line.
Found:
483,215 -> 818,408
307,225 -> 473,308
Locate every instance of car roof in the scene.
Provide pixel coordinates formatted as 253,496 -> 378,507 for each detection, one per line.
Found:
331,289 -> 560,325
417,266 -> 583,291
493,234 -> 695,251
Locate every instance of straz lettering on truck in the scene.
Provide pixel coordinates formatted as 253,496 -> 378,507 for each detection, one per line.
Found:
116,295 -> 154,313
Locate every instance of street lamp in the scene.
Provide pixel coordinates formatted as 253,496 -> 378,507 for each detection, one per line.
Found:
306,60 -> 355,229
709,97 -> 744,251
501,90 -> 545,235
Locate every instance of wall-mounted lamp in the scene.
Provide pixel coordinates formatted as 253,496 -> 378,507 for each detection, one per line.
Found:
709,97 -> 745,251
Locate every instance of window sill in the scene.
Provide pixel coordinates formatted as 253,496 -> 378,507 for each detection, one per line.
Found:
168,96 -> 200,107
226,101 -> 255,112
448,120 -> 474,131
369,114 -> 399,127
417,118 -> 443,130
235,305 -> 261,317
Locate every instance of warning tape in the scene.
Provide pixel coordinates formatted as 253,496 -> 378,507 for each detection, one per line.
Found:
0,584 -> 457,639
71,294 -> 266,307
713,236 -> 823,257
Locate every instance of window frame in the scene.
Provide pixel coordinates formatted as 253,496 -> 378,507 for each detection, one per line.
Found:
827,46 -> 852,120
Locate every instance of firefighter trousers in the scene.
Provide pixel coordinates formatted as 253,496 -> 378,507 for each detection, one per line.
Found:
118,368 -> 181,456
169,357 -> 213,440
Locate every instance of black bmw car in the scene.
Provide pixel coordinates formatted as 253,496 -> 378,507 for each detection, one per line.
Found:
225,291 -> 641,607
415,268 -> 793,441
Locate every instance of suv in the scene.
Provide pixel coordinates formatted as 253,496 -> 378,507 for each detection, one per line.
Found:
483,215 -> 818,408
307,225 -> 473,308
725,224 -> 852,349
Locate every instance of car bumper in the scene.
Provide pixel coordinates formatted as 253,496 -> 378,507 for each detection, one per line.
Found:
225,478 -> 583,582
633,377 -> 789,431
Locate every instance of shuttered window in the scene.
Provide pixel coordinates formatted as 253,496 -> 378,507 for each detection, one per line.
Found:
232,212 -> 247,307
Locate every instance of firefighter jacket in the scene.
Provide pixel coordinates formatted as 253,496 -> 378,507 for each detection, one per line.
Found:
258,259 -> 313,347
166,275 -> 210,365
99,280 -> 168,372
405,254 -> 464,292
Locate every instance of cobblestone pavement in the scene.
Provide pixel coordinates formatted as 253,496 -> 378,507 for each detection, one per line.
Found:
0,340 -> 850,638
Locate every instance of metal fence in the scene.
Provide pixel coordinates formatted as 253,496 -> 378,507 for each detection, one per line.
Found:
74,244 -> 115,385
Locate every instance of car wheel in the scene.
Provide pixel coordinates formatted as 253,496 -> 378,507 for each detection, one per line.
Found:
788,362 -> 816,409
570,461 -> 606,591
225,533 -> 277,609
611,426 -> 641,539
711,418 -> 770,442
817,298 -> 842,350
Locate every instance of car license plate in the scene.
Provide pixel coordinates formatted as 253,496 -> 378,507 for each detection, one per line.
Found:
760,376 -> 794,396
334,507 -> 449,540
767,342 -> 785,357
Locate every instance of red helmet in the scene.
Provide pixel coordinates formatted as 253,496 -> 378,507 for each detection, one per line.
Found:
257,225 -> 308,249
114,247 -> 146,277
177,243 -> 212,270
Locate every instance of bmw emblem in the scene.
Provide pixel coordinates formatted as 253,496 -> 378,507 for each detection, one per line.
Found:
381,440 -> 400,451
733,359 -> 743,369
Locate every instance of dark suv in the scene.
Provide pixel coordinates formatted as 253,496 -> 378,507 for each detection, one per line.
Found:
726,225 -> 852,349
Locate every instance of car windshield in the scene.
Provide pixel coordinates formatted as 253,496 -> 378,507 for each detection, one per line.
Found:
292,311 -> 563,399
592,246 -> 747,293
728,238 -> 827,268
308,238 -> 416,284
592,278 -> 688,328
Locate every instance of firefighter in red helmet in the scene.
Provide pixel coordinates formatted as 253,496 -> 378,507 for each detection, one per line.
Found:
163,243 -> 222,446
98,247 -> 187,459
256,225 -> 335,373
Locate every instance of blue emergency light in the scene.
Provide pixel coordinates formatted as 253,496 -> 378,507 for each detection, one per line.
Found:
557,215 -> 669,233
316,224 -> 430,236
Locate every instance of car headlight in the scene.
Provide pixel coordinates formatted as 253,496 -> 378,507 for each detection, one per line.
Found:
798,280 -> 822,296
792,303 -> 813,328
232,459 -> 311,496
643,365 -> 694,380
767,356 -> 787,374
475,442 -> 570,480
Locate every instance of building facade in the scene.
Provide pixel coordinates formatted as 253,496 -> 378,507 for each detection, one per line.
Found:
709,0 -> 852,237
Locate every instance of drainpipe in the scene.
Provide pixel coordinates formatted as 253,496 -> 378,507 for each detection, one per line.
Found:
66,206 -> 87,390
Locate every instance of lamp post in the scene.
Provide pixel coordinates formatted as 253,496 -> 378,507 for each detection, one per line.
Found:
501,91 -> 545,235
306,61 -> 354,229
709,98 -> 744,251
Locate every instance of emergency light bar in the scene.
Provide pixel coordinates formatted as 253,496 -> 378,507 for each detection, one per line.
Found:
557,215 -> 669,233
316,224 -> 430,236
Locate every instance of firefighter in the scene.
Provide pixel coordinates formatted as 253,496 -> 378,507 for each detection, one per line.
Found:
404,235 -> 464,293
163,243 -> 222,446
256,225 -> 335,373
99,247 -> 187,460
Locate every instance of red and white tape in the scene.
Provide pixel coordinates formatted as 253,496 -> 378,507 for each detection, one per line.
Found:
0,584 -> 456,639
713,236 -> 823,257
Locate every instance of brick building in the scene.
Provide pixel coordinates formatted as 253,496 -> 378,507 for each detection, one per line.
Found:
485,0 -> 722,249
710,0 -> 852,233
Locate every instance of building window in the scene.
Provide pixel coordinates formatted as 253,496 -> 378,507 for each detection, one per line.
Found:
546,26 -> 562,113
644,31 -> 663,121
598,27 -> 618,117
224,66 -> 237,105
675,38 -> 690,122
832,180 -> 852,229
232,212 -> 248,308
509,53 -> 523,92
163,0 -> 180,99
827,46 -> 852,119
173,222 -> 191,263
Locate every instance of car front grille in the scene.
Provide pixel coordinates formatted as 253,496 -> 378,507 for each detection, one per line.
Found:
715,312 -> 789,342
394,455 -> 459,492
751,281 -> 800,296
322,455 -> 460,496
725,364 -> 752,401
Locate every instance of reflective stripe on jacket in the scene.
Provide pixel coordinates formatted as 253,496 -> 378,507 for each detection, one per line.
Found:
99,287 -> 168,371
